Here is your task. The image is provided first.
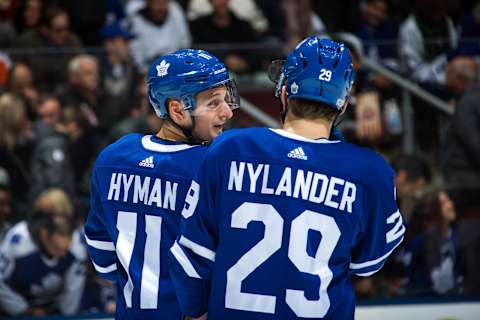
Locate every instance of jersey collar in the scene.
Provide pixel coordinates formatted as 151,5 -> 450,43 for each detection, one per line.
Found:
269,129 -> 341,144
141,135 -> 199,152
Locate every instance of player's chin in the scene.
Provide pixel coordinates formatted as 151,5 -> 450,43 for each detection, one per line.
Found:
212,125 -> 224,136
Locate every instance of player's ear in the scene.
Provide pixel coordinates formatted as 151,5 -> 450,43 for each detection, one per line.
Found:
167,99 -> 186,122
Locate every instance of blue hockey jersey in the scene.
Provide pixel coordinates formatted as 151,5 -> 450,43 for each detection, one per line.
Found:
0,222 -> 86,316
169,128 -> 406,319
84,133 -> 207,320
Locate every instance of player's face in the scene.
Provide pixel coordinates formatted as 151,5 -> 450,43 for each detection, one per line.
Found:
192,86 -> 234,141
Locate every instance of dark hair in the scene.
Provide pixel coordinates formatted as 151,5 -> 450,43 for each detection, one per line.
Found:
0,184 -> 10,193
13,0 -> 43,34
40,5 -> 67,28
414,189 -> 455,272
62,105 -> 91,130
38,92 -> 60,106
288,98 -> 341,121
391,154 -> 432,183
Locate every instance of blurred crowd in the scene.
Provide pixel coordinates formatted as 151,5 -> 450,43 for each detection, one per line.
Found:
0,0 -> 479,316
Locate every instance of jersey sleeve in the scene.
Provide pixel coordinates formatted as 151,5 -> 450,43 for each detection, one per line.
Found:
58,231 -> 87,315
349,161 -> 406,277
84,168 -> 117,281
0,233 -> 29,315
168,152 -> 220,318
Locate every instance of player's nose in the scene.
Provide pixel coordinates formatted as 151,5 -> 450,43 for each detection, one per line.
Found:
218,102 -> 233,120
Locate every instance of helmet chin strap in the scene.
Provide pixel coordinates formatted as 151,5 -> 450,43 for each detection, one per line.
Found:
329,103 -> 348,141
279,86 -> 288,124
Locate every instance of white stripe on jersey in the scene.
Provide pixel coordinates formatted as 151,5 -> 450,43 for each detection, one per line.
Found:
170,242 -> 201,279
85,234 -> 116,251
92,261 -> 117,273
179,235 -> 216,262
349,235 -> 404,270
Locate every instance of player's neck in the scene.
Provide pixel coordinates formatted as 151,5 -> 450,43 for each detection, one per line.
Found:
156,123 -> 189,143
282,116 -> 332,140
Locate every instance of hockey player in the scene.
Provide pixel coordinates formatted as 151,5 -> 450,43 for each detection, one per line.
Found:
169,36 -> 405,319
84,49 -> 238,319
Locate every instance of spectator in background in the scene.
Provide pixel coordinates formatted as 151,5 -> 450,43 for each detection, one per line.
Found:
282,0 -> 327,51
254,0 -> 286,41
99,23 -> 139,122
377,157 -> 434,299
36,94 -> 62,127
355,0 -> 399,91
62,106 -> 96,206
188,0 -> 269,35
442,82 -> 480,296
0,168 -> 12,240
105,0 -> 127,26
392,154 -> 432,224
190,0 -> 259,74
61,54 -> 115,133
129,0 -> 191,72
333,32 -> 388,145
62,0 -> 107,46
0,190 -> 86,316
33,188 -> 74,219
435,55 -> 477,156
402,189 -> 461,296
398,0 -> 457,85
0,93 -> 33,218
101,93 -> 161,147
0,0 -> 16,48
7,63 -> 39,120
99,71 -> 161,149
445,55 -> 478,105
81,265 -> 116,314
30,95 -> 75,203
15,5 -> 83,91
311,0 -> 358,33
13,0 -> 43,36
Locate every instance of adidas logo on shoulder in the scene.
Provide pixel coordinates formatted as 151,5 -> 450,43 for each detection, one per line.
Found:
287,147 -> 308,160
139,156 -> 155,168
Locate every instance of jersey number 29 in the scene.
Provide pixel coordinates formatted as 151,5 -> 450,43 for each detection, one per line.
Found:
226,202 -> 340,318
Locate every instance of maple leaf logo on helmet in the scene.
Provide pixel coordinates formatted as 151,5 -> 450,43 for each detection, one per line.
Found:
156,60 -> 170,77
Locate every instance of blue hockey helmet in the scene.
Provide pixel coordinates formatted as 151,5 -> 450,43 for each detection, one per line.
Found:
271,36 -> 356,110
147,49 -> 239,118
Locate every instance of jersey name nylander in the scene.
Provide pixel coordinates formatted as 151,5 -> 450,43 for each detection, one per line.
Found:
170,128 -> 405,320
84,133 -> 207,320
227,161 -> 356,213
